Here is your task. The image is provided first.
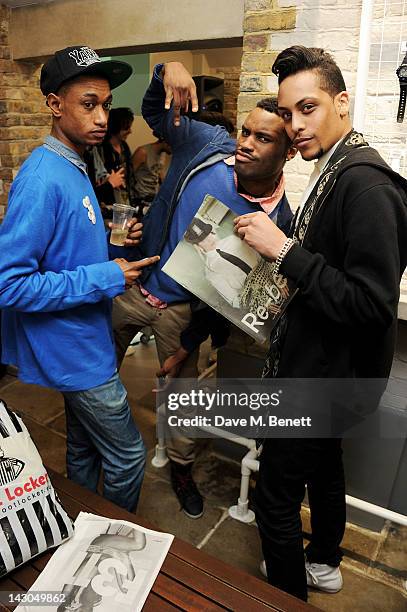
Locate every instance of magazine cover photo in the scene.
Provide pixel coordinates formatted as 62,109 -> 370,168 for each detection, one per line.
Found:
163,194 -> 296,343
16,513 -> 174,612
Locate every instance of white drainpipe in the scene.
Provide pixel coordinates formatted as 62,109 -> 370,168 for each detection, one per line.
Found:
353,0 -> 374,132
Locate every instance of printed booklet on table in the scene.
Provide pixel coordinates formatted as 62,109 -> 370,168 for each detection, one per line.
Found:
16,512 -> 174,612
163,194 -> 297,343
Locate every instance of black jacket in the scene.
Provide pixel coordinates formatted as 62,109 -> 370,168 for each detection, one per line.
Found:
279,149 -> 407,379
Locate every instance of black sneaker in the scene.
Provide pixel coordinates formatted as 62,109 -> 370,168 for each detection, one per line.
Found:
170,462 -> 204,519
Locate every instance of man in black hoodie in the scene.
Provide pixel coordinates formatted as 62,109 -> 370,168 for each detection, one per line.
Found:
235,46 -> 407,602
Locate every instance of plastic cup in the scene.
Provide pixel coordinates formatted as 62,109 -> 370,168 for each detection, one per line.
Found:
110,203 -> 134,246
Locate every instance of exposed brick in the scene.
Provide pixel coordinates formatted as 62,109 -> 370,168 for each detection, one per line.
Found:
0,10 -> 40,195
245,0 -> 272,10
0,58 -> 14,73
0,73 -> 37,88
8,141 -> 29,155
243,33 -> 270,52
224,80 -> 239,90
0,181 -> 11,197
33,104 -> 51,115
276,0 -> 298,6
0,46 -> 11,59
0,154 -> 16,166
241,52 -> 277,73
0,88 -> 42,103
0,167 -> 13,181
223,103 -> 238,114
244,8 -> 296,32
0,88 -> 25,100
16,83 -> 42,95
21,114 -> 51,127
217,66 -> 240,133
237,92 -> 266,112
0,114 -> 22,127
240,74 -> 263,92
0,5 -> 10,20
0,126 -> 47,141
0,142 -> 10,155
14,99 -> 49,114
20,87 -> 44,100
1,100 -> 35,114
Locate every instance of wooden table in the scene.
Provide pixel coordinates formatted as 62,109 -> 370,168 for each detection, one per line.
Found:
0,470 -> 319,611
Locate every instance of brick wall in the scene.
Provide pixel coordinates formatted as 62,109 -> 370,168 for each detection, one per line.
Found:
0,4 -> 51,221
238,0 -> 296,130
238,0 -> 364,208
214,66 -> 241,135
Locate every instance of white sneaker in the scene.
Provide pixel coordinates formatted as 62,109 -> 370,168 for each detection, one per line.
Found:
305,560 -> 343,593
259,560 -> 267,578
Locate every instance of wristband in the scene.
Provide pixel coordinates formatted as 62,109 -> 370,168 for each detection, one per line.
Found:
397,85 -> 407,123
274,238 -> 294,276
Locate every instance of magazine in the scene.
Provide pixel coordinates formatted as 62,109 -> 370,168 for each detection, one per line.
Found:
163,194 -> 297,343
16,512 -> 174,612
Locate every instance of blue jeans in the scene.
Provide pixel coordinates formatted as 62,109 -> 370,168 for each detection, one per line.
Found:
62,372 -> 146,511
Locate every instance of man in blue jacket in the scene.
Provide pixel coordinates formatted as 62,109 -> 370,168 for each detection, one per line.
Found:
0,46 -> 158,511
113,61 -> 296,519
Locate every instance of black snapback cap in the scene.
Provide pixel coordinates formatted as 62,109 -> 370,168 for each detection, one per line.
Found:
40,46 -> 132,96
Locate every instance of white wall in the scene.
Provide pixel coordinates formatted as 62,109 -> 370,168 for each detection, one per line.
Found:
10,0 -> 244,59
274,0 -> 406,207
364,0 -> 407,177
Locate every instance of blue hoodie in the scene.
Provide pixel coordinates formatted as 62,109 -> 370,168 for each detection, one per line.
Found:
0,145 -> 125,391
134,64 -> 293,300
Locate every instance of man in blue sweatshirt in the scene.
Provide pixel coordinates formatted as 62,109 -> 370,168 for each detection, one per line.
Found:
113,62 -> 296,518
0,46 -> 159,511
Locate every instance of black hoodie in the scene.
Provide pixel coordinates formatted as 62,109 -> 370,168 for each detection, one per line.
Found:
279,146 -> 407,380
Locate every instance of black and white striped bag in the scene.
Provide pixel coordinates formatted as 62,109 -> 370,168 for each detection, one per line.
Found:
0,400 -> 73,577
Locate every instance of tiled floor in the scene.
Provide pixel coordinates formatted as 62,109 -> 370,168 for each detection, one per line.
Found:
0,336 -> 406,611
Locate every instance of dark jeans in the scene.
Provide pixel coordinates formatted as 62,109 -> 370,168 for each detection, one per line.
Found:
254,438 -> 345,601
63,372 -> 146,511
